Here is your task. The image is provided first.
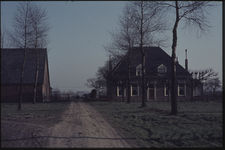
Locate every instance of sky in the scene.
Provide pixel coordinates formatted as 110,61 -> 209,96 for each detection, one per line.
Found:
1,1 -> 223,93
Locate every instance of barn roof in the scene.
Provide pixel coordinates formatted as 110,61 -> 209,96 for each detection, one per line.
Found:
111,47 -> 190,76
1,48 -> 47,84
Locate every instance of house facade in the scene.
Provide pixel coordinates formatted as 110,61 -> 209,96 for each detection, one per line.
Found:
1,48 -> 51,103
107,47 -> 203,101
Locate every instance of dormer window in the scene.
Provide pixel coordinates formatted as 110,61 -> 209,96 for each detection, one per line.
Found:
136,64 -> 142,76
158,64 -> 167,74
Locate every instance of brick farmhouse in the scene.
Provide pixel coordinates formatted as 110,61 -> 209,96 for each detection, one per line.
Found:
107,47 -> 203,101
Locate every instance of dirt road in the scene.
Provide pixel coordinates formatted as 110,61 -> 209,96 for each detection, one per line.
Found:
1,100 -> 134,148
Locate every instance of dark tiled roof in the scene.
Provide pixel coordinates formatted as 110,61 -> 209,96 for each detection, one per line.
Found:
111,47 -> 190,76
1,48 -> 47,84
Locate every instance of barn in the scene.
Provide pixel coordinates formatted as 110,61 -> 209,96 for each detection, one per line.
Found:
1,48 -> 51,103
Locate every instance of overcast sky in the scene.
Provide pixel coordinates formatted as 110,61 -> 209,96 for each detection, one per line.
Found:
1,1 -> 223,93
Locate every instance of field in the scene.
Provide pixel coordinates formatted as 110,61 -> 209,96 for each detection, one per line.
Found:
86,100 -> 223,148
1,101 -> 71,127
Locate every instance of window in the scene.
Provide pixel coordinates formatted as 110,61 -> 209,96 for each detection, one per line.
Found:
131,85 -> 138,96
136,64 -> 142,76
119,87 -> 123,96
164,84 -> 170,96
158,64 -> 167,74
117,86 -> 126,96
178,83 -> 185,96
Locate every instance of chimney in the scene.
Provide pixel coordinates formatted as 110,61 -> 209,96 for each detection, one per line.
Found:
185,49 -> 188,70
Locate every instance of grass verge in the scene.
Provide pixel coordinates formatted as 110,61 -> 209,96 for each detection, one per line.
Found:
86,100 -> 223,148
1,101 -> 71,127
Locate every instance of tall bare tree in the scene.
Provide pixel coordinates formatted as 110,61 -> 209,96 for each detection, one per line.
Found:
104,3 -> 137,103
1,26 -> 14,74
8,2 -> 34,109
188,69 -> 219,100
1,25 -> 10,48
129,1 -> 169,107
7,2 -> 50,108
153,1 -> 219,115
105,1 -> 169,105
29,3 -> 50,104
205,77 -> 221,97
85,77 -> 105,98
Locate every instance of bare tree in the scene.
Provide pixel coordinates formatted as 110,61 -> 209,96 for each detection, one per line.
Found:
105,1 -> 169,105
188,69 -> 219,100
7,2 -> 50,106
8,2 -> 34,48
1,25 -> 11,48
118,3 -> 137,103
96,60 -> 111,86
129,1 -> 169,107
8,2 -> 34,109
29,3 -> 50,104
1,26 -> 15,74
85,77 -> 105,99
104,3 -> 136,103
205,77 -> 221,97
153,1 -> 219,115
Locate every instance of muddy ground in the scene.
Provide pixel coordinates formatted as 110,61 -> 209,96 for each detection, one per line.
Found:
1,100 -> 137,148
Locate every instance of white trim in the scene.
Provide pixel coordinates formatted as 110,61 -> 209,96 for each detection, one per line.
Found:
154,82 -> 156,100
178,83 -> 186,96
136,64 -> 142,76
131,84 -> 138,96
164,84 -> 170,96
147,87 -> 149,99
117,86 -> 119,96
117,86 -> 126,97
157,64 -> 167,73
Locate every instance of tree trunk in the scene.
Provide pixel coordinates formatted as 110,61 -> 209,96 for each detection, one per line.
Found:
191,79 -> 194,101
213,89 -> 216,97
127,48 -> 131,103
141,1 -> 146,107
168,87 -> 170,102
18,48 -> 27,110
122,86 -> 125,102
33,51 -> 39,104
141,50 -> 147,107
171,1 -> 179,115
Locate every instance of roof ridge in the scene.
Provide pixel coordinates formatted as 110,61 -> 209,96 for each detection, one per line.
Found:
110,47 -> 190,76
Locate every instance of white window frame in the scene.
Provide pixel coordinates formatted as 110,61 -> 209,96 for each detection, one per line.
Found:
117,86 -> 126,97
164,84 -> 170,96
178,83 -> 186,96
131,84 -> 138,96
157,64 -> 167,74
136,64 -> 142,76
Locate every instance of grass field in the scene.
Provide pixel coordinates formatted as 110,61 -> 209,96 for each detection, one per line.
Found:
1,101 -> 71,127
86,100 -> 223,148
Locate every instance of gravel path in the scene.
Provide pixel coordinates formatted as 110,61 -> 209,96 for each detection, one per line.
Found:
1,100 -> 133,148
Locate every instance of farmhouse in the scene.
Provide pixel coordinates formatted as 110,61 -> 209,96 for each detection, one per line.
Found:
107,47 -> 203,101
1,48 -> 51,103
